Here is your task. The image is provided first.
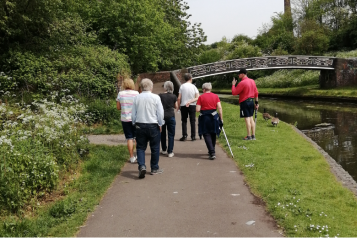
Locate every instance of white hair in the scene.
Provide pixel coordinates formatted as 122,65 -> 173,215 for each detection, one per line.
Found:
202,82 -> 212,91
164,81 -> 174,93
140,78 -> 153,91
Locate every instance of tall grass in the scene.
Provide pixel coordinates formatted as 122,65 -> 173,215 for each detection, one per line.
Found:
255,69 -> 319,88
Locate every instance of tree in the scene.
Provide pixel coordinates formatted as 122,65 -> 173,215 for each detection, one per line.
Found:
294,19 -> 330,54
254,13 -> 295,55
76,0 -> 206,73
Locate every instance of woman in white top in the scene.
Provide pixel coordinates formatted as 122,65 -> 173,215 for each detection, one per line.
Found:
116,78 -> 139,163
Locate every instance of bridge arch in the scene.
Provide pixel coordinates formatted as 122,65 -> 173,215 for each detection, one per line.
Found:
169,56 -> 357,89
186,56 -> 335,79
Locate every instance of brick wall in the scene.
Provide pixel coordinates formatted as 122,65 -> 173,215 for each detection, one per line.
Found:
134,71 -> 184,91
320,58 -> 357,88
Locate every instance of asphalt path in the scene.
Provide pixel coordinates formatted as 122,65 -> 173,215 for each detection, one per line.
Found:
77,82 -> 282,237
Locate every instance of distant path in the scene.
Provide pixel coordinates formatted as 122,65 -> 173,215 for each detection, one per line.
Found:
78,82 -> 282,237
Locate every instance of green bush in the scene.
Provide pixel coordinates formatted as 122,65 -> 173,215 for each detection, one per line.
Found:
255,69 -> 319,88
0,94 -> 90,212
3,45 -> 130,99
85,99 -> 121,125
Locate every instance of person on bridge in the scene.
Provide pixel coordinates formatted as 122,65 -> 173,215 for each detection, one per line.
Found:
195,83 -> 223,160
159,81 -> 178,158
231,68 -> 259,140
177,73 -> 199,141
116,78 -> 139,163
131,78 -> 165,179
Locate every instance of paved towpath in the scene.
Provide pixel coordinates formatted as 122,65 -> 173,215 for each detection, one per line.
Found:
78,82 -> 283,237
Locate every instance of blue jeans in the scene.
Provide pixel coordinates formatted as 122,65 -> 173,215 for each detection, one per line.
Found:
135,123 -> 160,171
161,117 -> 176,153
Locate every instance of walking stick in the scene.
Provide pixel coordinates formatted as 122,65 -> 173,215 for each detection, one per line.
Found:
222,127 -> 234,158
254,109 -> 257,132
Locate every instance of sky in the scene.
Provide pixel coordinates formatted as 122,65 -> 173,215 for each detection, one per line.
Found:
186,0 -> 285,45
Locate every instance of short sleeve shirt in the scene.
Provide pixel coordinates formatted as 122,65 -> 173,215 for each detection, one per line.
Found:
178,83 -> 199,106
159,93 -> 177,119
197,92 -> 220,110
116,90 -> 139,122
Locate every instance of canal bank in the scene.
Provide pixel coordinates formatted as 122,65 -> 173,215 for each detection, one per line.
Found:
208,84 -> 357,103
218,101 -> 357,236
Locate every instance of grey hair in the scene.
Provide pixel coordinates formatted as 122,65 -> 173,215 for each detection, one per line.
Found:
164,81 -> 174,93
183,73 -> 192,82
140,78 -> 153,91
202,82 -> 212,91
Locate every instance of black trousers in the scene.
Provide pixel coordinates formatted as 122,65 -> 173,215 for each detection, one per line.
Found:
180,105 -> 196,138
203,133 -> 217,156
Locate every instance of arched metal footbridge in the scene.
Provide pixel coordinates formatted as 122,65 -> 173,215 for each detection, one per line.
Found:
169,55 -> 357,94
187,56 -> 335,79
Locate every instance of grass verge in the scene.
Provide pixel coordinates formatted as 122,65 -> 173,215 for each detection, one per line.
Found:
218,102 -> 357,236
0,145 -> 128,237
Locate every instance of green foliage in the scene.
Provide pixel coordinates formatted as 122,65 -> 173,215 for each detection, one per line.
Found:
49,199 -> 77,218
226,40 -> 262,60
294,19 -> 330,55
332,49 -> 357,58
0,94 -> 90,212
0,145 -> 128,237
255,69 -> 319,88
77,0 -> 206,73
231,34 -> 254,45
254,13 -> 295,54
198,49 -> 222,64
4,45 -> 130,98
85,99 -> 121,125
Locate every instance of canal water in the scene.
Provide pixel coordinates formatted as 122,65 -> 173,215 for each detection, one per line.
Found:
219,95 -> 357,181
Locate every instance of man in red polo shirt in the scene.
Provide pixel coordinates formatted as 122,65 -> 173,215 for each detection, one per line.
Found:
232,68 -> 259,140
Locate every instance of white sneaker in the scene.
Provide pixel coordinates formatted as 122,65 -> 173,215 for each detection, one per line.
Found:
130,156 -> 137,163
161,150 -> 168,155
168,152 -> 174,158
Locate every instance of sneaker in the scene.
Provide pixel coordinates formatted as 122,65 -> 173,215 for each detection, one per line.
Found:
251,135 -> 256,140
130,156 -> 137,163
209,155 -> 216,160
138,166 -> 146,179
243,136 -> 252,140
191,137 -> 196,141
168,152 -> 174,158
179,136 -> 187,141
150,169 -> 163,175
161,150 -> 168,155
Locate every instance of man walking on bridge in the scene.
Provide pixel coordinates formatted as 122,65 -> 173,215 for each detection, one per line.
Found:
232,68 -> 259,140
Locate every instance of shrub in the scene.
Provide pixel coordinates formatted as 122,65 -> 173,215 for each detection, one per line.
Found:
255,69 -> 319,88
0,93 -> 90,212
3,45 -> 130,99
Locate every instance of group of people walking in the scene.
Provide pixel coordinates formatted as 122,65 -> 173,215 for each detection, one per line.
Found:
116,69 -> 259,179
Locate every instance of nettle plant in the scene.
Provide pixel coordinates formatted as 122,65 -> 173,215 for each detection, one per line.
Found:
0,91 -> 90,212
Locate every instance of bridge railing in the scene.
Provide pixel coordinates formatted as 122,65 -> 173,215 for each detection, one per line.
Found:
186,56 -> 336,79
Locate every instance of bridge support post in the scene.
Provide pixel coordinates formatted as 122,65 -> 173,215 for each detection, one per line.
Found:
320,58 -> 357,88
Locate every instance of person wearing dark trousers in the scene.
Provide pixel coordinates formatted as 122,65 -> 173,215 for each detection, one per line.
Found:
131,78 -> 164,179
196,82 -> 223,160
177,73 -> 199,141
159,81 -> 178,158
